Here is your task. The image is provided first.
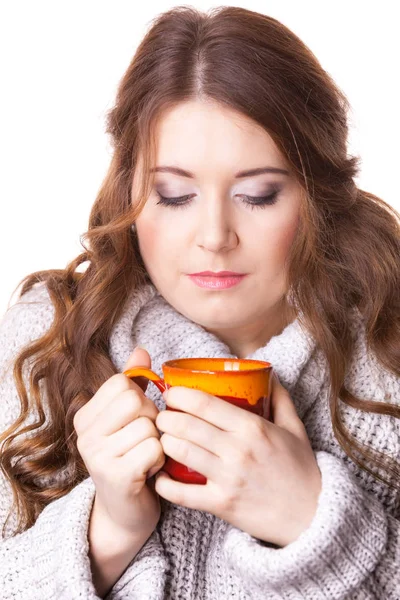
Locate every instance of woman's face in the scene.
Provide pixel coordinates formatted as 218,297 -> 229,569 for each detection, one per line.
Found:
132,100 -> 303,356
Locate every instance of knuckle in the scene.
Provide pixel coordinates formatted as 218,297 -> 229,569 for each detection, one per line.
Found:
170,436 -> 190,463
228,433 -> 256,469
239,417 -> 266,454
137,416 -> 156,437
168,433 -> 182,451
120,388 -> 142,415
216,485 -> 238,515
158,411 -> 179,434
229,447 -> 249,471
76,432 -> 95,457
246,415 -> 265,438
231,468 -> 248,491
110,373 -> 132,395
145,434 -> 158,450
180,439 -> 191,461
147,435 -> 163,457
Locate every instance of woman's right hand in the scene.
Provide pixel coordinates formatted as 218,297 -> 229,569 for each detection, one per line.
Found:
73,347 -> 165,538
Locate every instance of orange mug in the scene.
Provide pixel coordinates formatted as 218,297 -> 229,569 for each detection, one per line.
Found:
124,357 -> 273,485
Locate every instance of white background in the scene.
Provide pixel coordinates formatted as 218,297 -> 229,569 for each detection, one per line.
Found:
1,1 -> 398,317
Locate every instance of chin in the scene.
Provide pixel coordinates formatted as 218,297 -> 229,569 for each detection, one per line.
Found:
191,306 -> 245,329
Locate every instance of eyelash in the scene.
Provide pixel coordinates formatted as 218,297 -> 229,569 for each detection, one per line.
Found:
155,190 -> 280,210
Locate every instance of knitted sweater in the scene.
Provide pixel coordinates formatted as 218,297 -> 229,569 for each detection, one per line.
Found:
0,281 -> 399,600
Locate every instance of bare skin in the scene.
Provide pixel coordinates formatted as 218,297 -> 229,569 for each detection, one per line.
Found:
133,99 -> 303,358
74,348 -> 165,597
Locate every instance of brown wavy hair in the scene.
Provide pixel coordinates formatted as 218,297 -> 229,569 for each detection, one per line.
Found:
1,5 -> 399,536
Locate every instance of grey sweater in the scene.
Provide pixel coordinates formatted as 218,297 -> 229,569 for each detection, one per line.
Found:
0,281 -> 399,599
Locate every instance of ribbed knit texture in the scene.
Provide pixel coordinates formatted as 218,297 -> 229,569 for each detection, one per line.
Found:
0,281 -> 399,599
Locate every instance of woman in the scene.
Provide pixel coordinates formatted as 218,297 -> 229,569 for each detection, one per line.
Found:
0,5 -> 399,600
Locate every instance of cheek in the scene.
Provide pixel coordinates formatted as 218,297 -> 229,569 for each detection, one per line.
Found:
137,217 -> 184,269
278,214 -> 299,256
258,213 -> 299,270
137,221 -> 158,259
136,220 -> 163,276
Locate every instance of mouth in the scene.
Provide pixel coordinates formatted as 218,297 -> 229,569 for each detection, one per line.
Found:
189,271 -> 245,276
187,273 -> 247,290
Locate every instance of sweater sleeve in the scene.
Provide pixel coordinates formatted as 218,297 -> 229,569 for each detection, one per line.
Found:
0,283 -> 168,600
221,321 -> 400,599
222,449 -> 400,599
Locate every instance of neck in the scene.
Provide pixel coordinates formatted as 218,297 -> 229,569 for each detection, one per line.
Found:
204,298 -> 297,359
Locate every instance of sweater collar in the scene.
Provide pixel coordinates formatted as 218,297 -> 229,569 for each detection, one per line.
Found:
109,283 -> 319,407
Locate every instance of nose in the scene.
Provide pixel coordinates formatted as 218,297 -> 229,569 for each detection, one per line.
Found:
196,195 -> 239,253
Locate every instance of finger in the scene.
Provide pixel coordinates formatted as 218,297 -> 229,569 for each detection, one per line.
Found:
146,462 -> 165,480
123,347 -> 152,394
123,346 -> 151,371
73,373 -> 145,435
270,373 -> 305,437
155,471 -> 214,513
156,409 -> 225,458
105,416 -> 160,457
74,347 -> 152,435
160,433 -> 220,481
164,386 -> 256,434
130,375 -> 150,394
90,388 -> 159,438
119,435 -> 164,479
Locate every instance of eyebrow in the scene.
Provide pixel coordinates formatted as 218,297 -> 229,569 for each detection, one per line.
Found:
149,165 -> 290,178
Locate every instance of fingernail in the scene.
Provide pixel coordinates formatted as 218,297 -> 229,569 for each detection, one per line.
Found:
136,344 -> 147,350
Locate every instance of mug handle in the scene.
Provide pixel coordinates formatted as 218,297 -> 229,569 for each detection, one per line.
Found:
123,367 -> 168,394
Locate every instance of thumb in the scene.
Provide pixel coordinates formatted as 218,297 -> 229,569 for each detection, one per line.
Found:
124,346 -> 152,394
270,373 -> 304,437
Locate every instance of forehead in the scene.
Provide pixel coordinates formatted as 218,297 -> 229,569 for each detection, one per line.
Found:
152,100 -> 287,171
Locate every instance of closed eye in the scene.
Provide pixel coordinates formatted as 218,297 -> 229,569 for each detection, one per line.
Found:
155,189 -> 280,210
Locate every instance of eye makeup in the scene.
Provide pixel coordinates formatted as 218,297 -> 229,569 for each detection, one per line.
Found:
155,185 -> 282,211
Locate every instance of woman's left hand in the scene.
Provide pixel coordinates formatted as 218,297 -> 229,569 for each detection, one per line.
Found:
154,373 -> 322,547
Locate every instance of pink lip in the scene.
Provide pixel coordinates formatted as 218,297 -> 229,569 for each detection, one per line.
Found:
188,274 -> 247,289
190,271 -> 244,276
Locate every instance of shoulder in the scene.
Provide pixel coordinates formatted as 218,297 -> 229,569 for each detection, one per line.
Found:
1,280 -> 54,321
0,281 -> 55,379
341,308 -> 399,499
345,307 -> 398,403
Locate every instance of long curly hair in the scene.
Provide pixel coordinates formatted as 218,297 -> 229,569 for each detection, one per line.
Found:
1,5 -> 399,536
